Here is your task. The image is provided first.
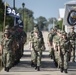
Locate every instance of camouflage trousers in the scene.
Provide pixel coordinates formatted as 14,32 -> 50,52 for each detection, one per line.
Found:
2,51 -> 12,68
49,46 -> 51,54
59,52 -> 68,69
34,50 -> 42,66
71,44 -> 75,62
49,46 -> 54,58
54,50 -> 59,64
31,48 -> 36,63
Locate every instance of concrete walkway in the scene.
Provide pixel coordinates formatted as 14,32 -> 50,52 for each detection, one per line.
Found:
0,31 -> 76,75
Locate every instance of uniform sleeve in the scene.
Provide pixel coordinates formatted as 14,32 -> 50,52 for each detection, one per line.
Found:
67,33 -> 70,40
58,38 -> 61,46
29,31 -> 34,41
39,31 -> 45,44
0,39 -> 3,45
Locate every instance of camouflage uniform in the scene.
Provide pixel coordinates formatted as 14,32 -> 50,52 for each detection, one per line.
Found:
59,32 -> 69,73
47,29 -> 54,59
31,25 -> 45,71
34,31 -> 45,71
53,31 -> 60,68
15,28 -> 27,60
11,28 -> 20,65
67,27 -> 76,62
5,25 -> 10,30
7,27 -> 20,66
30,31 -> 36,67
1,30 -> 12,72
20,30 -> 27,57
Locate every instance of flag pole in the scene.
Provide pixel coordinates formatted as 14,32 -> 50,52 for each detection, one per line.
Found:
3,2 -> 6,32
13,0 -> 16,26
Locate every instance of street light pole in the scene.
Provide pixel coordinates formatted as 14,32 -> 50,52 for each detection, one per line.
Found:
13,0 -> 15,9
13,0 -> 16,26
22,3 -> 25,31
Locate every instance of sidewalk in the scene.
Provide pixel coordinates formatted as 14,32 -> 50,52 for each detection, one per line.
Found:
0,31 -> 76,75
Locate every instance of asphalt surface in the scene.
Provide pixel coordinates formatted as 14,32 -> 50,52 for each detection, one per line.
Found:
0,31 -> 76,75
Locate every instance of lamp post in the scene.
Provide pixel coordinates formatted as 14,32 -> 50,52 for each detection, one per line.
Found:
13,0 -> 16,26
22,3 -> 25,31
13,0 -> 15,9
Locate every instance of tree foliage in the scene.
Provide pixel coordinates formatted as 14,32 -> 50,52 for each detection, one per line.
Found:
0,1 -> 59,31
0,0 -> 4,23
0,0 -> 14,31
0,0 -> 4,31
48,17 -> 57,25
56,19 -> 63,30
18,8 -> 34,32
35,16 -> 47,30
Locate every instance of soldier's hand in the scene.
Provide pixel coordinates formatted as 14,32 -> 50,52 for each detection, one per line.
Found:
0,45 -> 2,55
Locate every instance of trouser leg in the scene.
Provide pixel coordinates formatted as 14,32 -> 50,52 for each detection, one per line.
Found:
31,49 -> 36,62
71,46 -> 75,62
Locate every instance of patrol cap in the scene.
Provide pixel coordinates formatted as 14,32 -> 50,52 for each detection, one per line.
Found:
34,24 -> 39,28
34,24 -> 39,32
57,29 -> 61,33
34,27 -> 38,32
53,27 -> 57,31
4,30 -> 9,34
5,25 -> 10,29
60,30 -> 64,34
55,25 -> 59,29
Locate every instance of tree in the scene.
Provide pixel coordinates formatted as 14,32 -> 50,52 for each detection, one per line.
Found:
18,8 -> 33,19
56,19 -> 63,30
18,7 -> 34,32
6,16 -> 14,27
0,1 -> 14,31
27,17 -> 34,32
36,16 -> 47,30
0,0 -> 4,31
48,17 -> 57,25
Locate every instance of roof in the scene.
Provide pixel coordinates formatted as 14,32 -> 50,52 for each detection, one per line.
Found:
65,1 -> 76,5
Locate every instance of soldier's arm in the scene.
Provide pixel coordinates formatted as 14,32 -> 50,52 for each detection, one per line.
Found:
0,45 -> 2,55
29,32 -> 34,49
47,33 -> 51,45
0,39 -> 4,55
67,33 -> 70,39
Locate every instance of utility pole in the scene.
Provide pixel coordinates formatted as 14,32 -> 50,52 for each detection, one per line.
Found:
13,0 -> 15,9
22,3 -> 25,31
3,2 -> 6,32
13,0 -> 16,26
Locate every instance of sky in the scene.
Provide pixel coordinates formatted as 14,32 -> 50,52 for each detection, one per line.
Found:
4,0 -> 72,19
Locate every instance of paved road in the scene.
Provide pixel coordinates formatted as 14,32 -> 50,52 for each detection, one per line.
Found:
0,31 -> 76,75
